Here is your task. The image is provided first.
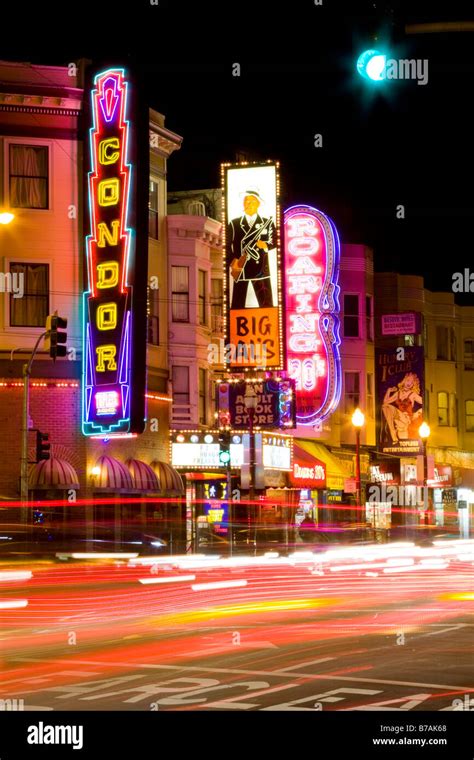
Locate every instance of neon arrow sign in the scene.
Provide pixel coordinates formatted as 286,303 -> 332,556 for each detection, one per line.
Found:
284,205 -> 342,426
82,68 -> 134,435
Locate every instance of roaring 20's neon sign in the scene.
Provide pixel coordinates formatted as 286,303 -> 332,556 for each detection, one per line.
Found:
284,205 -> 341,426
83,69 -> 138,436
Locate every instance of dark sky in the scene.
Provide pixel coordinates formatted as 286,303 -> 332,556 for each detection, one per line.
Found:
3,0 -> 473,300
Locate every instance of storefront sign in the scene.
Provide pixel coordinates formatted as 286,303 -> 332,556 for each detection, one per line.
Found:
217,379 -> 295,429
376,346 -> 425,455
289,448 -> 326,487
171,432 -> 292,472
369,459 -> 401,485
381,312 -> 421,336
83,67 -> 148,435
283,205 -> 341,425
427,464 -> 453,488
222,161 -> 284,370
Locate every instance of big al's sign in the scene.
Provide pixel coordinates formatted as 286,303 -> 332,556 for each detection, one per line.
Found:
82,68 -> 148,436
284,205 -> 341,426
223,161 -> 284,371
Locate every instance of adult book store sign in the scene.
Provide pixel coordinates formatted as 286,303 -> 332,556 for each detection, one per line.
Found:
222,161 -> 284,370
217,380 -> 296,429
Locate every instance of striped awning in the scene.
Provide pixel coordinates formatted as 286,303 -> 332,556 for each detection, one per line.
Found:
126,459 -> 160,492
92,455 -> 134,491
29,457 -> 80,490
151,460 -> 185,495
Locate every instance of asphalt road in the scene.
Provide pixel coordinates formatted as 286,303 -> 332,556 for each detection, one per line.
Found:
0,543 -> 473,712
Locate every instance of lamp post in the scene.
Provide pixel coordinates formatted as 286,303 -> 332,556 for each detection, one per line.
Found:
351,407 -> 365,523
244,385 -> 258,554
419,422 -> 431,525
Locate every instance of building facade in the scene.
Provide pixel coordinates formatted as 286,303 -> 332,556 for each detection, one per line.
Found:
0,60 -> 185,549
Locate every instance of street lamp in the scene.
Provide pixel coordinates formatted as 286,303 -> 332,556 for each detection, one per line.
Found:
244,385 -> 258,554
351,408 -> 365,517
419,422 -> 431,523
0,211 -> 15,225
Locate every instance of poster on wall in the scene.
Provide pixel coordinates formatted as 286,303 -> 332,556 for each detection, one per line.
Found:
222,161 -> 284,370
375,346 -> 425,455
82,66 -> 148,436
283,205 -> 342,426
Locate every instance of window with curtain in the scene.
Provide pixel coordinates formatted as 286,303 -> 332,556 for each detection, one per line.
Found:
344,371 -> 360,414
172,366 -> 189,406
199,368 -> 207,425
449,393 -> 457,427
147,286 -> 159,345
148,179 -> 159,239
437,391 -> 449,426
343,294 -> 359,337
198,270 -> 207,326
9,144 -> 49,209
211,278 -> 223,332
171,266 -> 189,322
465,400 -> 474,432
10,263 -> 49,327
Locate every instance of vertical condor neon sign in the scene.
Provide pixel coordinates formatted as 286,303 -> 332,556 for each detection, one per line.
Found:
284,205 -> 341,426
82,68 -> 147,436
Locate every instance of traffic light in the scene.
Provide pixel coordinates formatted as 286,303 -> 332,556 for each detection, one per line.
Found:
218,430 -> 231,467
45,312 -> 67,361
36,431 -> 50,462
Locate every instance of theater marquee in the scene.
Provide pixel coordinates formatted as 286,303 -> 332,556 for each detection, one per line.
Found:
222,161 -> 284,371
82,68 -> 148,436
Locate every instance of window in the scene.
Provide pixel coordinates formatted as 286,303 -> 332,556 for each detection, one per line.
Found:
172,366 -> 189,407
148,180 -> 159,239
366,373 -> 374,417
464,339 -> 474,370
365,295 -> 373,341
343,294 -> 359,338
465,400 -> 474,432
9,144 -> 48,209
147,286 -> 159,345
9,263 -> 49,327
344,371 -> 360,414
437,391 -> 449,426
199,368 -> 207,425
436,325 -> 456,361
171,266 -> 189,322
211,278 -> 223,332
436,326 -> 448,360
198,270 -> 207,326
449,393 -> 457,427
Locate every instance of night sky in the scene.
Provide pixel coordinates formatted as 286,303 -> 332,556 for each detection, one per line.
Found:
3,0 -> 473,300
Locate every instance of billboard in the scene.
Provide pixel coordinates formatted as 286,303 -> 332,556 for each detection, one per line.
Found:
283,205 -> 341,426
217,378 -> 295,429
222,161 -> 284,370
82,67 -> 148,436
381,312 -> 421,336
376,346 -> 425,455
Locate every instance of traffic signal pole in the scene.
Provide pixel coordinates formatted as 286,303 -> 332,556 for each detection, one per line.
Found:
19,331 -> 48,523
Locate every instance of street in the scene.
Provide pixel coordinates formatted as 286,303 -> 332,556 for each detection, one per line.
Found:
1,542 -> 473,712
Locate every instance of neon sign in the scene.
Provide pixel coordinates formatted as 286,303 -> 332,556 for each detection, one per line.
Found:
82,68 -> 148,436
284,205 -> 341,426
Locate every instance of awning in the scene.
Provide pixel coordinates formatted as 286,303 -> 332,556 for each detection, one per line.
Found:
152,461 -> 185,495
455,467 -> 474,489
126,459 -> 160,492
295,441 -> 349,491
92,455 -> 134,492
291,444 -> 327,488
29,457 -> 80,490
